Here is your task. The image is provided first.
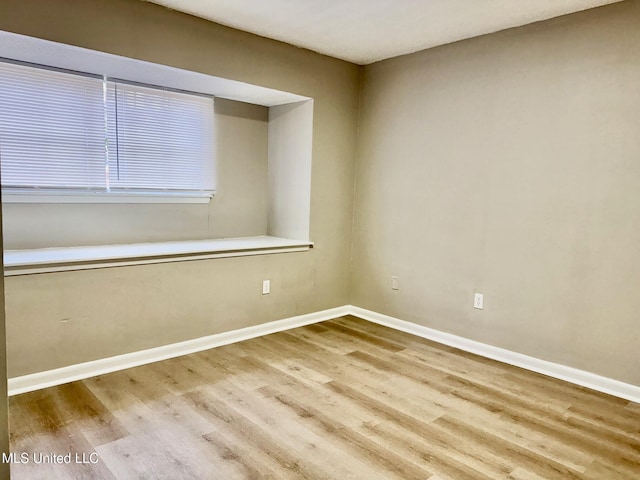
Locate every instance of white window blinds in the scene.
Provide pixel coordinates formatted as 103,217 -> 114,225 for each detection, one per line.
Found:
106,82 -> 215,193
0,62 -> 106,189
0,61 -> 215,196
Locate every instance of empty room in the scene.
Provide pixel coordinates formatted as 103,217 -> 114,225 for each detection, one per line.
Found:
0,0 -> 638,478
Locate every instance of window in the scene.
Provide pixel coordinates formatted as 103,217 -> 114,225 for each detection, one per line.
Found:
0,60 -> 215,200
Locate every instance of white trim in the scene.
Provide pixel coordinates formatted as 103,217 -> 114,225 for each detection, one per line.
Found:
8,306 -> 351,396
3,191 -> 213,204
8,305 -> 639,403
5,246 -> 311,276
4,236 -> 313,276
349,306 -> 640,404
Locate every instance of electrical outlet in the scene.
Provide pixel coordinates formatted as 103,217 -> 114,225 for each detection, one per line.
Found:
262,280 -> 270,295
474,293 -> 484,309
391,276 -> 399,290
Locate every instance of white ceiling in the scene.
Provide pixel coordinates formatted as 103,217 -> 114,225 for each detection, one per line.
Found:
147,0 -> 622,65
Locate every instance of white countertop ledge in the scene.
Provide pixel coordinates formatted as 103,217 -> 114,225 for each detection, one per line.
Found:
4,236 -> 313,276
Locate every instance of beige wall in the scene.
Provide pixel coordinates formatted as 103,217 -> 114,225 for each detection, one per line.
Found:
2,98 -> 269,249
351,1 -> 640,385
0,0 -> 360,376
268,101 -> 314,241
0,199 -> 9,478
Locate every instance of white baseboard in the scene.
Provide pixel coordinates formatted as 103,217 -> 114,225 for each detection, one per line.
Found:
7,305 -> 351,396
349,306 -> 640,404
9,304 -> 639,404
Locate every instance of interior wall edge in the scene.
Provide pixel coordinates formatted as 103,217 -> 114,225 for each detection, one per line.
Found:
345,64 -> 367,303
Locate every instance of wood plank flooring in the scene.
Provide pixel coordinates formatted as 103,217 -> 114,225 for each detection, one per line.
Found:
8,315 -> 640,479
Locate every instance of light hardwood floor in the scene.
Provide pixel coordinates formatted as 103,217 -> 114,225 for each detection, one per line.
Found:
9,315 -> 640,479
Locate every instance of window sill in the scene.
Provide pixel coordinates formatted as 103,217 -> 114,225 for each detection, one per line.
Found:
3,236 -> 313,276
2,190 -> 214,204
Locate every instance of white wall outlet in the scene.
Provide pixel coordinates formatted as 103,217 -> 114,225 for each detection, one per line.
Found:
262,280 -> 270,295
391,276 -> 399,290
474,293 -> 484,309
